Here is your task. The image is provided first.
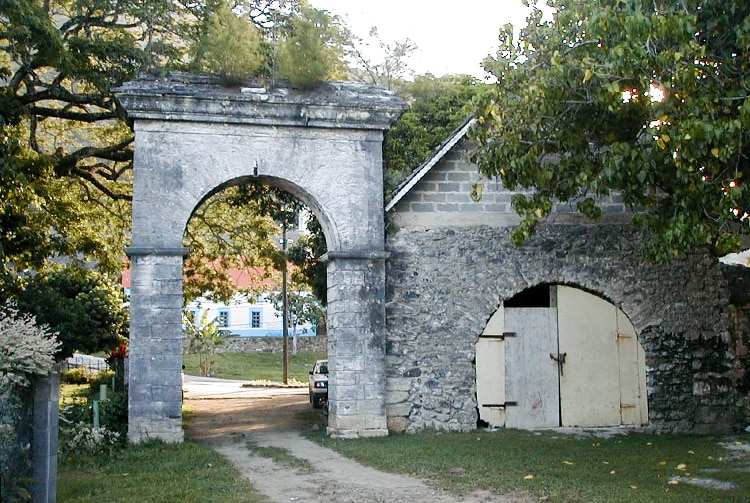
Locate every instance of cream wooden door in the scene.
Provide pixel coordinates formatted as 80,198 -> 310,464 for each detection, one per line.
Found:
504,307 -> 560,428
616,309 -> 649,425
477,286 -> 647,429
557,286 -> 648,427
557,286 -> 621,427
476,306 -> 506,427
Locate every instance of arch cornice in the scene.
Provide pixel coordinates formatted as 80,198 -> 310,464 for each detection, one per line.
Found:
114,72 -> 408,129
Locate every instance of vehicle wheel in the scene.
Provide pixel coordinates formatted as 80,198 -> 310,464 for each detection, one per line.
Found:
309,390 -> 312,403
312,396 -> 321,409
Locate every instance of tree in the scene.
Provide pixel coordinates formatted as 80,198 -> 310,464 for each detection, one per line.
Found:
348,27 -> 417,91
13,267 -> 128,359
189,1 -> 266,85
472,0 -> 750,261
0,0 -> 204,298
269,289 -> 325,355
274,3 -> 348,88
183,309 -> 224,377
384,74 -> 483,198
183,185 -> 281,304
288,217 -> 328,304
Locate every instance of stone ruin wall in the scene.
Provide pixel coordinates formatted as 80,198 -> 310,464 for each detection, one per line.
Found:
384,141 -> 746,434
211,335 -> 328,354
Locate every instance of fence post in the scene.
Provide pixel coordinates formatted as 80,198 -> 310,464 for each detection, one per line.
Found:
32,364 -> 61,503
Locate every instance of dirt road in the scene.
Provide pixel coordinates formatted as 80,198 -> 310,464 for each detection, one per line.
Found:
183,389 -> 535,503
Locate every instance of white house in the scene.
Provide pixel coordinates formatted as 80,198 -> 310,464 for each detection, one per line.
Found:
187,292 -> 317,338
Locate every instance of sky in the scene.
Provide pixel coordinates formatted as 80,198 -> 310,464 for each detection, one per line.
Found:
309,0 -> 535,79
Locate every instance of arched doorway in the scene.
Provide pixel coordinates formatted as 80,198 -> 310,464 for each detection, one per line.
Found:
476,284 -> 648,429
115,74 -> 406,442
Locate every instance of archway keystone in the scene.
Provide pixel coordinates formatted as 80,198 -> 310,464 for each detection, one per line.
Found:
115,73 -> 406,442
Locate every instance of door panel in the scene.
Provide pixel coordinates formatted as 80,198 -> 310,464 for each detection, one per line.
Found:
504,308 -> 559,428
476,307 -> 506,427
476,337 -> 506,427
557,286 -> 621,427
616,309 -> 649,425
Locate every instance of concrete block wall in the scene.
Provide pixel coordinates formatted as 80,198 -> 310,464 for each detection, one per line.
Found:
390,142 -> 628,230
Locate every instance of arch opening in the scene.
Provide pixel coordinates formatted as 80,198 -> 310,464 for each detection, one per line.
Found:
181,179 -> 328,410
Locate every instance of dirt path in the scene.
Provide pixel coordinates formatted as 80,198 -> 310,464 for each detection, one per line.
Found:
184,392 -> 536,503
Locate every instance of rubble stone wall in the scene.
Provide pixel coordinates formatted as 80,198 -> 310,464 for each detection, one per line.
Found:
385,224 -> 741,434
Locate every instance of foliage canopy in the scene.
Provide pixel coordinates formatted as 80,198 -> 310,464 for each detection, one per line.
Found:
472,0 -> 750,261
13,267 -> 128,359
0,0 -> 349,308
384,74 -> 483,198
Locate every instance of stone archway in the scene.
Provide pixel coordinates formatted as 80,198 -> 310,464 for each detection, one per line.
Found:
115,74 -> 406,442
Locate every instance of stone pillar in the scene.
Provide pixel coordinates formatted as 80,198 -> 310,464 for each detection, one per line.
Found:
32,366 -> 60,503
125,247 -> 188,443
323,251 -> 389,438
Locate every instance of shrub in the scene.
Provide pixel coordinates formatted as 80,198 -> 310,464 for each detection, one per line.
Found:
0,303 -> 60,389
99,390 -> 128,435
0,302 -> 60,503
275,5 -> 346,89
88,369 -> 115,390
63,367 -> 90,385
190,3 -> 265,85
14,267 -> 128,359
59,392 -> 127,459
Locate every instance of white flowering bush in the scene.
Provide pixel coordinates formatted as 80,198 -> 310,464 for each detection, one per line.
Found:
59,419 -> 121,457
0,302 -> 60,502
0,302 -> 60,389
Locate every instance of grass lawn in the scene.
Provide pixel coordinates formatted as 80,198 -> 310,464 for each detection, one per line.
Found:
309,427 -> 750,503
58,440 -> 267,503
182,351 -> 327,382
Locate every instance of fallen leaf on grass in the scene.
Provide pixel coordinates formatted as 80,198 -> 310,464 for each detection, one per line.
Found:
562,461 -> 574,465
676,463 -> 687,471
524,475 -> 535,480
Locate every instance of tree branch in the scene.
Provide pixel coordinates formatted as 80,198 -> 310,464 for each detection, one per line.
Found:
29,107 -> 118,122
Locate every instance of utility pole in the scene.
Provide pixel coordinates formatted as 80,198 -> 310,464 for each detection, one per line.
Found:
281,221 -> 289,385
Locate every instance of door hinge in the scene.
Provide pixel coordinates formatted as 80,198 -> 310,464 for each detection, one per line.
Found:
479,332 -> 516,340
481,402 -> 517,408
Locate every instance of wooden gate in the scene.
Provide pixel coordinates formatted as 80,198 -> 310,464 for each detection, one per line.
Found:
476,286 -> 648,428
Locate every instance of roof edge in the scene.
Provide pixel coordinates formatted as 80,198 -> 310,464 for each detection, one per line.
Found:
385,116 -> 476,212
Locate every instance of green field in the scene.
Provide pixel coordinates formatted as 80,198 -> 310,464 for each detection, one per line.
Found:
182,350 -> 327,382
